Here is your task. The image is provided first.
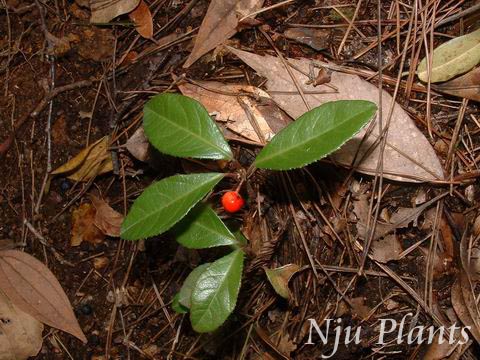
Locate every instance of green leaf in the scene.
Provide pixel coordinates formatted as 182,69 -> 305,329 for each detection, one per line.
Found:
121,173 -> 224,240
175,203 -> 237,249
178,263 -> 211,308
417,28 -> 480,83
190,250 -> 244,333
254,100 -> 377,170
233,229 -> 248,246
143,93 -> 233,160
172,293 -> 189,314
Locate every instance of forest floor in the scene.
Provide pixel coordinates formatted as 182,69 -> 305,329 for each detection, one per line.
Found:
1,0 -> 480,359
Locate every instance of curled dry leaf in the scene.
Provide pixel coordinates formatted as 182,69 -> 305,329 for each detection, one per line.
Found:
52,136 -> 113,182
417,28 -> 480,83
128,0 -> 153,39
183,0 -> 264,68
90,0 -> 140,24
71,202 -> 105,246
90,195 -> 124,237
0,250 -> 87,343
432,67 -> 480,102
0,291 -> 43,360
178,80 -> 291,144
228,47 -> 444,182
264,264 -> 300,300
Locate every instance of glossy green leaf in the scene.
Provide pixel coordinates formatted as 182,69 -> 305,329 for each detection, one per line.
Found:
143,93 -> 233,160
175,203 -> 237,249
190,250 -> 244,333
178,263 -> 211,308
255,100 -> 377,170
172,293 -> 189,314
121,173 -> 224,240
417,28 -> 480,83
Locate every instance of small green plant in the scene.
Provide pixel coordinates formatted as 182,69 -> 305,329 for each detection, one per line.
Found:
121,93 -> 377,333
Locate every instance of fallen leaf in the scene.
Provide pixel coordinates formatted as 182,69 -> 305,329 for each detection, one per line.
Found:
417,28 -> 480,83
45,32 -> 71,57
284,27 -> 330,50
423,333 -> 458,360
128,0 -> 153,39
432,67 -> 480,102
264,264 -> 300,300
90,0 -> 140,23
183,0 -> 264,68
76,28 -> 115,62
90,195 -> 124,237
71,203 -> 105,246
126,126 -> 151,162
178,80 -> 291,143
474,215 -> 480,236
0,250 -> 87,343
52,115 -> 69,145
370,234 -> 402,263
277,333 -> 297,357
451,275 -> 480,343
228,47 -> 445,183
350,297 -> 371,319
52,136 -> 113,182
93,256 -> 109,270
0,291 -> 43,360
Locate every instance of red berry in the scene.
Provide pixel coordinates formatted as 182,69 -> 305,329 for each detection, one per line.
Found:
221,191 -> 245,213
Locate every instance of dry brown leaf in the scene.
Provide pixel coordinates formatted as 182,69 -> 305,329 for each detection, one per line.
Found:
0,250 -> 87,343
284,27 -> 330,50
126,126 -> 150,162
451,276 -> 480,343
354,193 -> 446,241
277,334 -> 297,357
178,80 -> 291,144
350,297 -> 371,319
264,264 -> 300,300
76,28 -> 115,62
52,136 -> 113,182
370,234 -> 402,263
473,215 -> 480,236
90,195 -> 124,237
228,47 -> 445,183
0,290 -> 43,360
128,0 -> 153,39
423,333 -> 458,360
52,115 -> 69,145
90,0 -> 140,23
432,67 -> 480,102
183,0 -> 264,68
71,203 -> 105,246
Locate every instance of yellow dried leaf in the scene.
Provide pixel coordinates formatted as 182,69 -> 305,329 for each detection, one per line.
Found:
52,136 -> 113,182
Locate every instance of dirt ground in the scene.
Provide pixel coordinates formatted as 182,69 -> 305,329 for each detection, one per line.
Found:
1,0 -> 480,359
